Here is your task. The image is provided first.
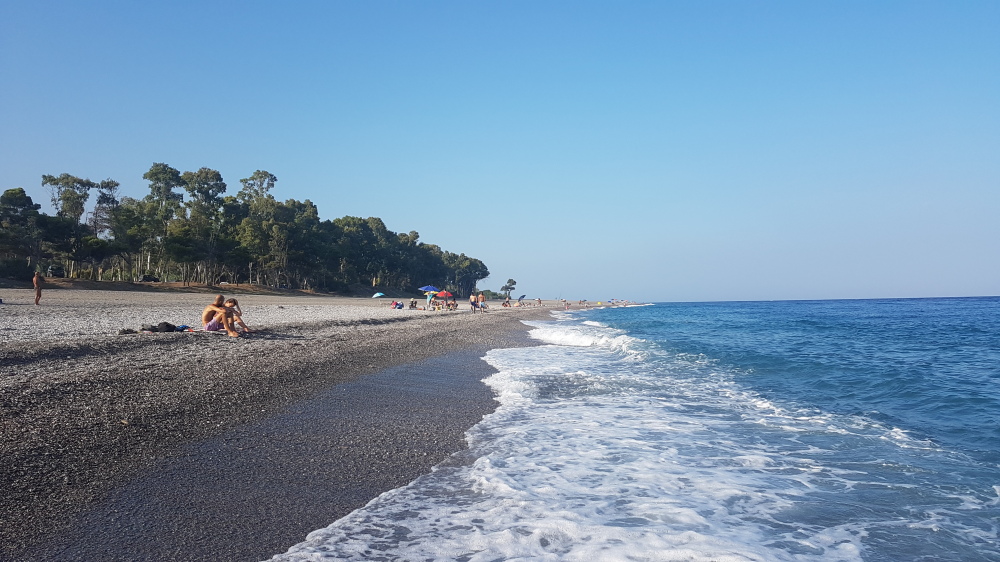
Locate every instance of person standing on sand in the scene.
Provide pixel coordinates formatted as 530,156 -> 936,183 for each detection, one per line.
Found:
201,294 -> 240,337
470,292 -> 477,312
33,271 -> 42,305
477,292 -> 487,313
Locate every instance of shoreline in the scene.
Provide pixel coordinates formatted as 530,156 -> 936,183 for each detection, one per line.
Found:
0,290 -> 552,561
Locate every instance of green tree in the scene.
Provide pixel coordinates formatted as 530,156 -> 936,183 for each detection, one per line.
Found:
41,173 -> 95,223
164,219 -> 201,283
500,278 -> 517,298
89,179 -> 121,237
142,162 -> 184,235
237,170 -> 276,205
282,199 -> 323,289
108,197 -> 154,281
39,174 -> 101,276
447,254 -> 489,297
234,170 -> 280,284
143,163 -> 184,210
182,167 -> 227,208
79,235 -> 113,279
140,163 -> 185,278
181,167 -> 227,284
0,188 -> 42,275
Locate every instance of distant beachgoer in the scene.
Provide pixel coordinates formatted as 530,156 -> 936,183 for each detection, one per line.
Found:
536,298 -> 542,307
224,298 -> 253,333
201,294 -> 239,337
504,295 -> 511,307
477,292 -> 487,312
33,272 -> 42,305
470,292 -> 477,312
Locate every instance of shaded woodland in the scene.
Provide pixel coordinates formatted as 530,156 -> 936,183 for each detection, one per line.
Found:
0,164 -> 489,295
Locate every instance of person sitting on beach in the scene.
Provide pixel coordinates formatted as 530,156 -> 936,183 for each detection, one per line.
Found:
409,298 -> 418,309
201,295 -> 239,337
223,298 -> 253,333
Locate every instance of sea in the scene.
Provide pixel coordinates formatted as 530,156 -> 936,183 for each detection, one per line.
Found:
272,297 -> 1000,561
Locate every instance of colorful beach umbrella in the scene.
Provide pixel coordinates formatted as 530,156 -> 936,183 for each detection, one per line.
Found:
418,285 -> 439,292
436,290 -> 454,298
372,292 -> 385,298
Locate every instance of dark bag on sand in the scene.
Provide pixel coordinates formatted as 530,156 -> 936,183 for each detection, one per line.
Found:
142,322 -> 178,333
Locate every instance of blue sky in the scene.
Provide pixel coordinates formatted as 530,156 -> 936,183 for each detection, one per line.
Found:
2,1 -> 997,302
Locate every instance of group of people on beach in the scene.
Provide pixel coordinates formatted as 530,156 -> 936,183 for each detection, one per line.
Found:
469,292 -> 488,313
201,295 -> 252,337
500,295 -> 543,308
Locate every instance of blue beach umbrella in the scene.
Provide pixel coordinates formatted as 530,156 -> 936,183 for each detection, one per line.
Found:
418,285 -> 439,292
372,292 -> 385,298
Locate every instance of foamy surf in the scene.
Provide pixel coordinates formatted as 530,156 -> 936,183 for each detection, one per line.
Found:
272,299 -> 1000,561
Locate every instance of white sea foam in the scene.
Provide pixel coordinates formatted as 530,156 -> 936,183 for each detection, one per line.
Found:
272,313 -> 998,561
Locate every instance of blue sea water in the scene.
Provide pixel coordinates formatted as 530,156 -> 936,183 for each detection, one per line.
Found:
273,298 -> 1000,561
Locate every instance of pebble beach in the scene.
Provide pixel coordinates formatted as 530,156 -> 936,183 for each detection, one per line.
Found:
0,286 -> 551,561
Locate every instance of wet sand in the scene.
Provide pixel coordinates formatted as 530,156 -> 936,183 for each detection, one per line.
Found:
0,289 -> 551,561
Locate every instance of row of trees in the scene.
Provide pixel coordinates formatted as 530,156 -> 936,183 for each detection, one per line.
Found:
0,164 -> 490,295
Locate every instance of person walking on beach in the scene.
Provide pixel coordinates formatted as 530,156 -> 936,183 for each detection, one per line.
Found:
32,271 -> 42,305
470,292 -> 477,312
477,292 -> 487,313
201,295 -> 239,337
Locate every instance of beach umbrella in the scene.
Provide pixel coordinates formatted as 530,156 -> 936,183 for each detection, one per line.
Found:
418,285 -> 439,292
436,290 -> 454,298
372,292 -> 385,298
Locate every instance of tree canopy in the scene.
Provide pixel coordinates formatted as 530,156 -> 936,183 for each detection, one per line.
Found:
500,278 -> 517,298
1,164 -> 490,296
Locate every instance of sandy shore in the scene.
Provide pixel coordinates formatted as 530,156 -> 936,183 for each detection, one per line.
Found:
0,289 -> 553,561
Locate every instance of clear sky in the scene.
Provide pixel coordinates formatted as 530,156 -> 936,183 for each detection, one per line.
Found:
2,1 -> 997,302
